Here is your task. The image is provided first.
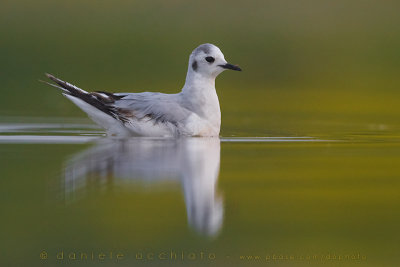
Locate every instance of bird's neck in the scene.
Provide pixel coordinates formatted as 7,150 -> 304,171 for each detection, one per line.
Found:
183,70 -> 216,90
181,70 -> 221,129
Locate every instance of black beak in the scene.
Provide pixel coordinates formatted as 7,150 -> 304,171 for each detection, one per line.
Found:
219,63 -> 242,71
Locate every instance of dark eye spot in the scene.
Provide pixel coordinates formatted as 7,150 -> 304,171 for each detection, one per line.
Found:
192,60 -> 198,71
205,56 -> 215,63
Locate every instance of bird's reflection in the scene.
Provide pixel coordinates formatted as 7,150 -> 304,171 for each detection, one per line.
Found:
62,137 -> 223,236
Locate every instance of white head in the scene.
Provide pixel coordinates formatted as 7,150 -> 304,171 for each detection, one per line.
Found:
188,43 -> 241,79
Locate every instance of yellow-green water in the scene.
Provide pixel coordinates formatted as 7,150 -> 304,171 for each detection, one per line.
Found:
0,119 -> 399,266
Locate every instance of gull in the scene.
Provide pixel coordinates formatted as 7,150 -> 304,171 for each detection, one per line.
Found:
43,43 -> 241,137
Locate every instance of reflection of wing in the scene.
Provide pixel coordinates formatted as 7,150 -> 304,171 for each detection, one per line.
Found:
63,137 -> 223,236
64,139 -> 182,185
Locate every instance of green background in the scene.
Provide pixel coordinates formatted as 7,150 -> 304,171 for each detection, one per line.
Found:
2,0 -> 400,136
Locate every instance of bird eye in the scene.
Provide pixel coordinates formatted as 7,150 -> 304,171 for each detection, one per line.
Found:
205,56 -> 215,63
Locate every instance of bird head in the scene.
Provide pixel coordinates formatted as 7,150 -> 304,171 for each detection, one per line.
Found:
189,43 -> 241,78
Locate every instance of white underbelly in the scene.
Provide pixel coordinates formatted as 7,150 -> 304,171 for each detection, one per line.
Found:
124,119 -> 178,137
122,115 -> 219,137
182,113 -> 220,137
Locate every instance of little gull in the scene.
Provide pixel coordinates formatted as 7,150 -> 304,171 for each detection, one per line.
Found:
43,43 -> 241,137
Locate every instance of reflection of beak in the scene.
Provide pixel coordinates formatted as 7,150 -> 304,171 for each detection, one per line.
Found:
218,63 -> 242,71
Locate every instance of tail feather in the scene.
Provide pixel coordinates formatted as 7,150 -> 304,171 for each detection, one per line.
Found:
43,73 -> 128,123
38,79 -> 70,93
45,73 -> 88,95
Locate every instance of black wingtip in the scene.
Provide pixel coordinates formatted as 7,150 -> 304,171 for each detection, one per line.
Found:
39,78 -> 67,91
45,73 -> 57,82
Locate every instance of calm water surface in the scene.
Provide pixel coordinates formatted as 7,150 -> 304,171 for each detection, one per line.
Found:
0,118 -> 399,267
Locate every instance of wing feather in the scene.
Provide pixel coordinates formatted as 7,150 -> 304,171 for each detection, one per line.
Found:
114,92 -> 191,126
